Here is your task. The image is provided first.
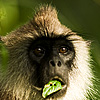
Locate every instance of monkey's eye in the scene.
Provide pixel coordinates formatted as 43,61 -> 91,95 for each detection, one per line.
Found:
33,47 -> 45,57
59,47 -> 68,54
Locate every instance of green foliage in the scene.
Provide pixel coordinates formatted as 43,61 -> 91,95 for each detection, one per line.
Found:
0,0 -> 19,35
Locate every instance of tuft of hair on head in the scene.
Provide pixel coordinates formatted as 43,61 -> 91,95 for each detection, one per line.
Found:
30,5 -> 71,37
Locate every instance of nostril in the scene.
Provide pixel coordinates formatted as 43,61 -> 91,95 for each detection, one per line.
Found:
50,60 -> 55,67
57,61 -> 61,67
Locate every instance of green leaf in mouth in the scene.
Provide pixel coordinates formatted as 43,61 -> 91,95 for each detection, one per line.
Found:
42,80 -> 62,98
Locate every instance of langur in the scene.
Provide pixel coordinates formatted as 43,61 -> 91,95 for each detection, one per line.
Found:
0,5 -> 96,100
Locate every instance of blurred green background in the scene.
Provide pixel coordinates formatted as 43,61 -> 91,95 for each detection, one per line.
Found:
0,0 -> 100,99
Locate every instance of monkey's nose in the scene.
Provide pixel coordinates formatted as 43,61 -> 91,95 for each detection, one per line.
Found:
49,60 -> 62,67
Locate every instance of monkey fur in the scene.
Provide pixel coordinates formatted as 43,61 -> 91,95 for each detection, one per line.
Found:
0,5 -> 96,100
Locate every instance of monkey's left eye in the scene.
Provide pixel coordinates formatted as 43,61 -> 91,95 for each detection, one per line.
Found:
59,47 -> 68,54
33,47 -> 45,57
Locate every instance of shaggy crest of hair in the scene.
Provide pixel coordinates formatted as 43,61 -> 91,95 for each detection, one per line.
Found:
31,5 -> 71,37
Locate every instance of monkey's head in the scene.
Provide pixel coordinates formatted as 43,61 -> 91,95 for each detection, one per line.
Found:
0,5 -> 93,100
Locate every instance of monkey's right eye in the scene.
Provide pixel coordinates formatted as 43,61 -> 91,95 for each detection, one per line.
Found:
33,47 -> 45,57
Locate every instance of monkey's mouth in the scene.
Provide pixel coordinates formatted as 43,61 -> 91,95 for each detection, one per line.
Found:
42,76 -> 67,98
33,76 -> 66,89
32,76 -> 67,98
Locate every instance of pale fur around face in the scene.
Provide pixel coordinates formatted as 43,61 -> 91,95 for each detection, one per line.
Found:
64,35 -> 93,100
0,5 -> 94,100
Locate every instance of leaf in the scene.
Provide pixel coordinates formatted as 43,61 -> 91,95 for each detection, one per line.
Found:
42,80 -> 62,98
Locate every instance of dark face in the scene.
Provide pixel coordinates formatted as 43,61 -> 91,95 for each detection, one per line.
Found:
29,36 -> 75,98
